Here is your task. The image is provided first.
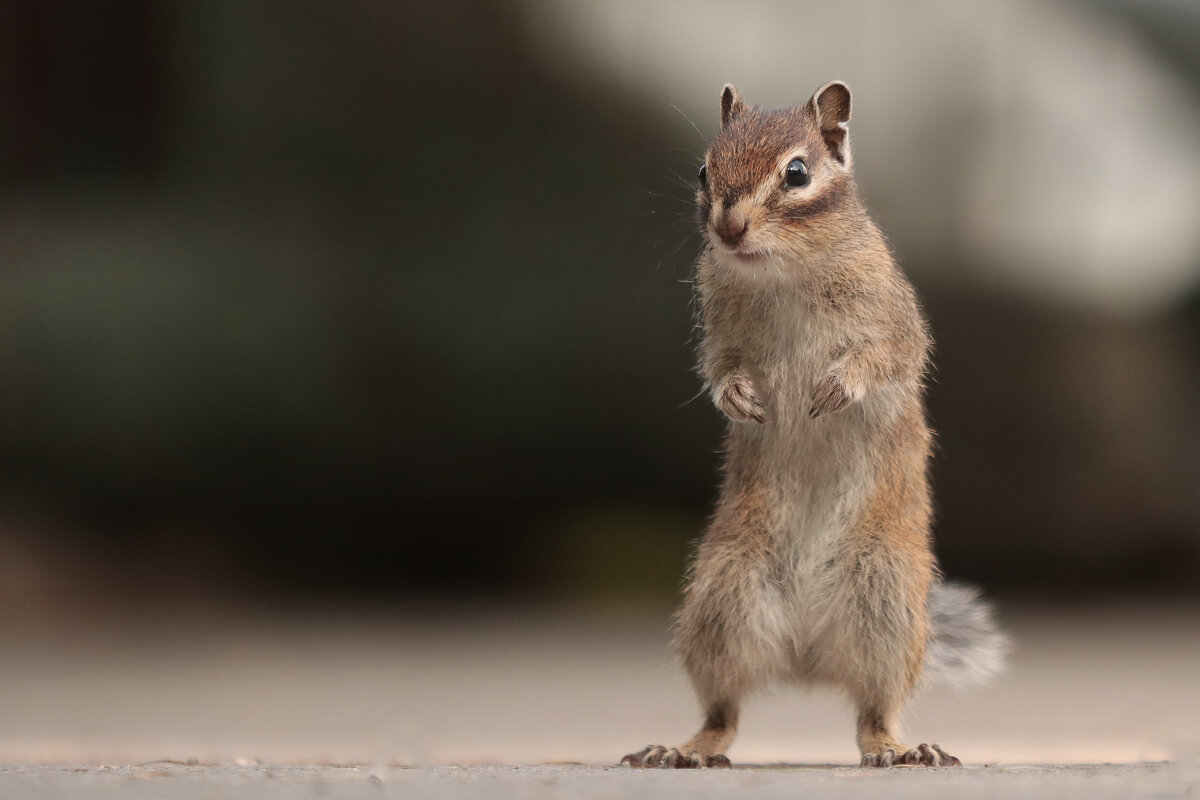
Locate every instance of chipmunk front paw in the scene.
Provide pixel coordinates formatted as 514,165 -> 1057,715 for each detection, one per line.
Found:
621,745 -> 732,769
809,373 -> 851,418
716,374 -> 766,424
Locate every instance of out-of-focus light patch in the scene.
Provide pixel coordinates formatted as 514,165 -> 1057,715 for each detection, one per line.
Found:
516,0 -> 1200,317
960,1 -> 1200,316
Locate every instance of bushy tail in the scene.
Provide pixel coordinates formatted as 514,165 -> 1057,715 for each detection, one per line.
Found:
923,582 -> 1008,685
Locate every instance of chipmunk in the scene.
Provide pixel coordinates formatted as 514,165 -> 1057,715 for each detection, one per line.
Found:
622,82 -> 1004,769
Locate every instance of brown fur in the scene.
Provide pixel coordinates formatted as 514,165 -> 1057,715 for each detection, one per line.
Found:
624,82 -> 964,770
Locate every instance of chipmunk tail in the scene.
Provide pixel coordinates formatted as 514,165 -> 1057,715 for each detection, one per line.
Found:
923,582 -> 1009,686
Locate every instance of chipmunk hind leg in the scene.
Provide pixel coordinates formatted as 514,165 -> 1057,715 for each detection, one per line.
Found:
623,581 -> 758,769
839,559 -> 963,768
623,489 -> 781,769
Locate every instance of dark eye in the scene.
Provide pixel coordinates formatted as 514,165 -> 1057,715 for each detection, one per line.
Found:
784,158 -> 809,188
697,163 -> 708,188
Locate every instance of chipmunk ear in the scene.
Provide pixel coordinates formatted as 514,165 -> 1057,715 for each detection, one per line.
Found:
720,84 -> 745,126
810,81 -> 852,165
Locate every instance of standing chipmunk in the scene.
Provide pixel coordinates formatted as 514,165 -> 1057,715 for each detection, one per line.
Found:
623,82 -> 1005,769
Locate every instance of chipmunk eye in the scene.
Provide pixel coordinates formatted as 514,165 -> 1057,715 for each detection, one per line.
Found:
697,163 -> 708,188
784,158 -> 809,188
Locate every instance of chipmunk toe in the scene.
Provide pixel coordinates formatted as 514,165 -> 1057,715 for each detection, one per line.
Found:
621,745 -> 729,769
898,743 -> 961,767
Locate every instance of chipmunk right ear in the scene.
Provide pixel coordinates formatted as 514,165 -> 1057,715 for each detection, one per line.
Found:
810,81 -> 852,165
720,84 -> 745,126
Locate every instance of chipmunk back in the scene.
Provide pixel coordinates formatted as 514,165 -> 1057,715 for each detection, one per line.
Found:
623,82 -> 1004,770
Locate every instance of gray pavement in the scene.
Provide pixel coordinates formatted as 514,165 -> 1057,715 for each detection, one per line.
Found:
0,763 -> 1195,800
0,600 -> 1198,796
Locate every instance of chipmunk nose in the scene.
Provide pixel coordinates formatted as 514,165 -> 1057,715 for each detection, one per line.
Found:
714,214 -> 749,248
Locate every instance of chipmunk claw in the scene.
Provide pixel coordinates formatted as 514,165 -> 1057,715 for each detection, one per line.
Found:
862,743 -> 960,768
622,746 -> 730,769
717,374 -> 767,424
810,373 -> 851,418
898,743 -> 961,767
622,745 -> 664,767
860,748 -> 896,768
622,745 -> 674,768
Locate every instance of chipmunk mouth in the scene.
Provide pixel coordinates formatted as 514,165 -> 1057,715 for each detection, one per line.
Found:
730,249 -> 767,262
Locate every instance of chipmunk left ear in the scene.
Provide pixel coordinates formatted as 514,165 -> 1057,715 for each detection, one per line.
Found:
720,84 -> 745,127
810,82 -> 852,165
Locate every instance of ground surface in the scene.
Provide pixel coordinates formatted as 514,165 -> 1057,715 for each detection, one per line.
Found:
0,599 -> 1197,796
0,763 -> 1196,800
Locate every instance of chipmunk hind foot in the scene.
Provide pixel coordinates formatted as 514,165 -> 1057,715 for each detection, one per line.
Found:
861,743 -> 961,768
621,745 -> 731,769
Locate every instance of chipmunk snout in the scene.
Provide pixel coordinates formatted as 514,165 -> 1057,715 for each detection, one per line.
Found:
713,214 -> 749,248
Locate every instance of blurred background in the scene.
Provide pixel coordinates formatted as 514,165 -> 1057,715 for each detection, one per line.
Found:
1,0 -> 1199,766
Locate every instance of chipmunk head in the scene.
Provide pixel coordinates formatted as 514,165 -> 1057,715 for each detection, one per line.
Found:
697,82 -> 857,273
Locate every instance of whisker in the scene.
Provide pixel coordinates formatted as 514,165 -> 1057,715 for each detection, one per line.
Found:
666,148 -> 704,163
652,216 -> 695,248
676,382 -> 710,409
670,103 -> 708,144
646,190 -> 695,208
663,169 -> 699,195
